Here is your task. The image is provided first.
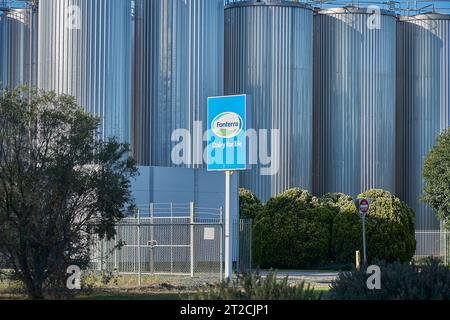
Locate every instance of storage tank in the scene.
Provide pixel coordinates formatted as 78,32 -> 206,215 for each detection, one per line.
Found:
225,0 -> 314,202
396,13 -> 450,231
0,8 -> 37,90
313,7 -> 397,198
37,0 -> 132,143
133,0 -> 224,166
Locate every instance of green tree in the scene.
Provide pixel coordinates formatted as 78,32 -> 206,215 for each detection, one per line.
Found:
0,89 -> 137,299
422,129 -> 450,229
239,188 -> 263,220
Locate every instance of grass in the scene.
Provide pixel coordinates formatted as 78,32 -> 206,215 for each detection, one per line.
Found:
0,269 -> 333,300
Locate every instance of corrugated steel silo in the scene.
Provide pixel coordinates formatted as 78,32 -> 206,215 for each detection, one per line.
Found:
37,0 -> 132,143
396,14 -> 450,231
225,0 -> 314,202
133,0 -> 224,166
0,8 -> 38,90
313,7 -> 397,198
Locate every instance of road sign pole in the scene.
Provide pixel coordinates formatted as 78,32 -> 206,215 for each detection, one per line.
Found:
356,198 -> 370,265
362,215 -> 367,265
225,170 -> 233,280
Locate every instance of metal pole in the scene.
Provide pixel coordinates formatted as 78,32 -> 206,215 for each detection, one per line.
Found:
225,171 -> 233,279
137,209 -> 141,289
190,202 -> 195,277
249,219 -> 252,272
362,215 -> 367,265
219,206 -> 223,282
170,202 -> 173,274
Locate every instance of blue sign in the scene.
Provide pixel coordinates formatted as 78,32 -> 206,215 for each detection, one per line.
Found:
207,95 -> 250,171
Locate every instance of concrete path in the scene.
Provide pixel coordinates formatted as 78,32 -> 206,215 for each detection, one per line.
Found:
259,270 -> 339,287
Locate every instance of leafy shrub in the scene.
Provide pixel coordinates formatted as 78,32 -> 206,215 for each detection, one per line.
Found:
253,189 -> 330,269
358,189 -> 416,263
329,258 -> 450,300
194,271 -> 320,300
239,188 -> 263,220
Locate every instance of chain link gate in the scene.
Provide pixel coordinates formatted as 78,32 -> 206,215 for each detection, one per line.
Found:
91,203 -> 227,282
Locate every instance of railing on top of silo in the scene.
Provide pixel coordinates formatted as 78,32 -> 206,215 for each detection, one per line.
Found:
308,0 -> 450,15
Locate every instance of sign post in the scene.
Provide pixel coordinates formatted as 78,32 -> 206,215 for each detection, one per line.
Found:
355,198 -> 370,265
207,95 -> 250,280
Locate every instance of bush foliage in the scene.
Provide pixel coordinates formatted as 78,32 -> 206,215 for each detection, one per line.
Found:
239,188 -> 263,220
253,189 -> 330,269
358,189 -> 416,263
250,188 -> 416,269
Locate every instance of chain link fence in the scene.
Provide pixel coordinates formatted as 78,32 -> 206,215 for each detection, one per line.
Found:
89,203 -> 253,283
415,231 -> 450,265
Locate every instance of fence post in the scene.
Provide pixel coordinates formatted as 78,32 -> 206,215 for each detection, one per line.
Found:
445,230 -> 448,265
114,226 -> 118,272
137,209 -> 141,289
150,203 -> 154,274
190,202 -> 195,277
97,236 -> 102,271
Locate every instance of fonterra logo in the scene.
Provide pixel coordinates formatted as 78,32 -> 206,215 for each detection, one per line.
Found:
212,112 -> 243,138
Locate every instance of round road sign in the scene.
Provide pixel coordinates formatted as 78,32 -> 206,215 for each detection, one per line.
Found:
359,199 -> 370,214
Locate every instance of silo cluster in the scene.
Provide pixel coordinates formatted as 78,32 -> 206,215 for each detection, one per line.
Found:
313,8 -> 397,198
133,0 -> 224,167
0,0 -> 449,232
224,0 -> 314,202
396,14 -> 450,230
0,7 -> 37,90
37,0 -> 132,143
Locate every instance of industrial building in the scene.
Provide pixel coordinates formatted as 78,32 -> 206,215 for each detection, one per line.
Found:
0,0 -> 449,238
